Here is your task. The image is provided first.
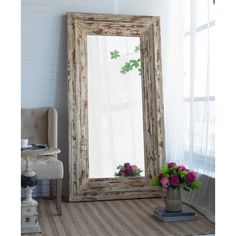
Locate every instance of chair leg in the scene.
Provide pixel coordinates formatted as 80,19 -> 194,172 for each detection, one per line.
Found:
49,180 -> 54,200
56,179 -> 62,215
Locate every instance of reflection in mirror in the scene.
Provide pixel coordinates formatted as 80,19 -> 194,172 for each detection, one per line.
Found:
87,35 -> 145,178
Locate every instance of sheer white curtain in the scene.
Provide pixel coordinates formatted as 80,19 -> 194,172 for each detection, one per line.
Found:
163,0 -> 215,178
87,36 -> 145,178
162,0 -> 215,223
114,0 -> 215,222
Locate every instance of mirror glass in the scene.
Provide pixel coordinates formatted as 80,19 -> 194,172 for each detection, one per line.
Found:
87,35 -> 145,178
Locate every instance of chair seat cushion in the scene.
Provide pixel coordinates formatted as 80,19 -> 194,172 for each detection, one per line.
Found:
21,156 -> 63,180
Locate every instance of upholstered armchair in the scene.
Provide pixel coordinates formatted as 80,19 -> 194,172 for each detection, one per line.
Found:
21,107 -> 64,215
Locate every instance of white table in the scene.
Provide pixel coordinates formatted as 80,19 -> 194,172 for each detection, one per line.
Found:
21,147 -> 61,234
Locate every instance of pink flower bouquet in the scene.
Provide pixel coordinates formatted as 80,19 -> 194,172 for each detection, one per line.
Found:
115,162 -> 143,177
151,162 -> 201,191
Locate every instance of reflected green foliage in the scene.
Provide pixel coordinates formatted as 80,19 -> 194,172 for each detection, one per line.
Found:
120,59 -> 141,75
110,45 -> 141,76
134,45 -> 140,52
110,50 -> 120,59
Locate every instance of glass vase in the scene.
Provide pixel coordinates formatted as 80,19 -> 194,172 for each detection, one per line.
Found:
164,187 -> 182,212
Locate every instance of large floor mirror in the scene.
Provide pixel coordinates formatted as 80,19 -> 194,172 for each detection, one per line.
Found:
67,13 -> 165,202
87,35 -> 145,179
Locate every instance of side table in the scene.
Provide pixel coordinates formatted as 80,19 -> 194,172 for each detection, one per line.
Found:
21,146 -> 61,234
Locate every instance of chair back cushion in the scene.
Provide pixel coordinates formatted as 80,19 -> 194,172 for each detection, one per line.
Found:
21,107 -> 49,144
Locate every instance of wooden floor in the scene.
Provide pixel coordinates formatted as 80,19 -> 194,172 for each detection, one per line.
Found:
23,198 -> 215,236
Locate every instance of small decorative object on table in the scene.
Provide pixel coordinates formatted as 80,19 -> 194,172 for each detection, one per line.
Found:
115,162 -> 143,177
151,162 -> 202,222
21,144 -> 49,151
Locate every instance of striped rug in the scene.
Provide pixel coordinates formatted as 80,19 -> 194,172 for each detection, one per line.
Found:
23,198 -> 215,236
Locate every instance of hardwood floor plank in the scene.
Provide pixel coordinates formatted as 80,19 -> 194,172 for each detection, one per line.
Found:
60,200 -> 81,235
101,201 -> 134,236
125,199 -> 166,234
90,201 -> 127,236
132,198 -> 179,235
68,202 -> 93,235
105,200 -> 141,235
119,199 -> 168,236
77,202 -> 109,236
39,198 -> 56,236
47,200 -> 67,236
83,202 -> 112,235
22,198 -> 215,236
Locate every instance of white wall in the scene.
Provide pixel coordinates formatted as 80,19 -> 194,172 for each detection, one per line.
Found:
22,0 -> 116,197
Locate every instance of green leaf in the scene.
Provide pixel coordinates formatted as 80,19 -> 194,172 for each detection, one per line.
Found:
120,69 -> 126,74
134,45 -> 140,52
132,60 -> 140,68
180,171 -> 187,179
172,170 -> 177,175
116,165 -> 124,170
138,68 -> 142,75
189,180 -> 202,190
120,61 -> 133,74
110,50 -> 120,59
183,186 -> 191,192
151,176 -> 159,186
161,166 -> 170,175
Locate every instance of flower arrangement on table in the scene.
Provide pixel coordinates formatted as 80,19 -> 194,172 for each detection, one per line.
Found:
115,162 -> 143,177
151,162 -> 201,191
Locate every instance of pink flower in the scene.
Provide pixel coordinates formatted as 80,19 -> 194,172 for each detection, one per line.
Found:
124,166 -> 132,176
167,162 -> 177,168
177,165 -> 188,171
170,174 -> 180,186
186,171 -> 197,183
124,163 -> 130,167
161,177 -> 170,187
131,165 -> 138,172
158,173 -> 163,181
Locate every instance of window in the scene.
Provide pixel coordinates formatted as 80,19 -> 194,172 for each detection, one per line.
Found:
183,0 -> 215,176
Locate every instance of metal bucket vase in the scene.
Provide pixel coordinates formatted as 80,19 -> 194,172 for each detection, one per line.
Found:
165,187 -> 182,212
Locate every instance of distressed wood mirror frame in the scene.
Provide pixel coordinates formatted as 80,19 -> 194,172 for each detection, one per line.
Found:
67,13 -> 165,202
